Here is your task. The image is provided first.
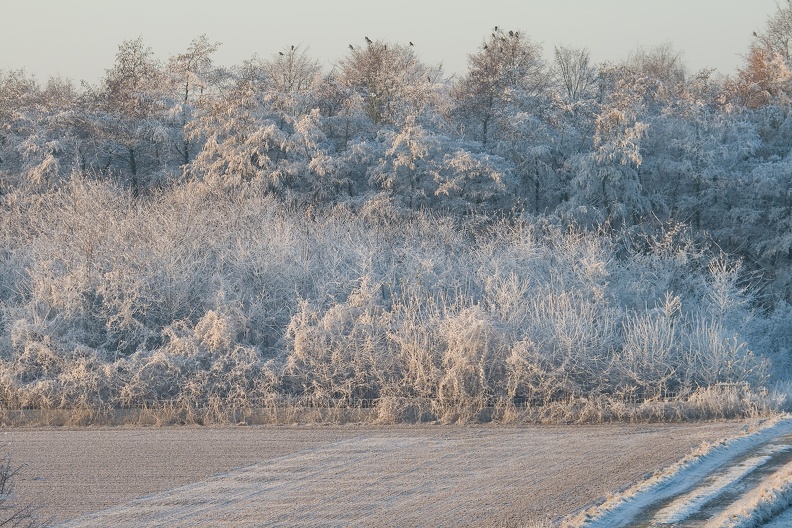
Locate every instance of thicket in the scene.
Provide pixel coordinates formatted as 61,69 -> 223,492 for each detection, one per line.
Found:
2,7 -> 792,423
0,176 -> 787,424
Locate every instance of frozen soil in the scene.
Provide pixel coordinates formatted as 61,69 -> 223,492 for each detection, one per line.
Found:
0,421 -> 753,527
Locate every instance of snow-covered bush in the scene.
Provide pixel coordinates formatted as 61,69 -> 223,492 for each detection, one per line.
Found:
0,175 -> 784,424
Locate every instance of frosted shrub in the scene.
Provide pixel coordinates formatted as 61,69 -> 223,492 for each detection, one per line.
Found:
705,258 -> 751,321
194,310 -> 234,353
283,279 -> 396,405
619,304 -> 684,399
505,339 -> 567,406
120,350 -> 190,406
55,352 -> 112,410
523,291 -> 618,395
685,317 -> 767,387
384,298 -> 442,400
434,305 -> 508,421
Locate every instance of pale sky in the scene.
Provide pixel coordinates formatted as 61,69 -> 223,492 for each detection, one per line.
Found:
0,0 -> 779,85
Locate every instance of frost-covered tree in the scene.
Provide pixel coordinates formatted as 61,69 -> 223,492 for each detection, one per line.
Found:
166,35 -> 225,167
0,71 -> 82,192
452,28 -> 548,148
368,117 -> 437,208
566,104 -> 649,225
754,0 -> 792,61
0,71 -> 49,190
432,148 -> 509,211
185,47 -> 339,196
91,38 -> 167,195
185,77 -> 288,190
728,45 -> 792,109
337,38 -> 442,127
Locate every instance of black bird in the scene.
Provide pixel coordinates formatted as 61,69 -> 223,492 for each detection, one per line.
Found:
291,45 -> 295,50
494,26 -> 499,31
753,31 -> 758,37
279,51 -> 284,56
483,44 -> 488,49
349,44 -> 354,50
365,36 -> 372,44
409,41 -> 414,46
509,30 -> 514,37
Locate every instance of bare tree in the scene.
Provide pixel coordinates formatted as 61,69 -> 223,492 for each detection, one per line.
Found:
625,43 -> 687,88
0,453 -> 46,527
755,0 -> 792,61
553,45 -> 597,103
264,45 -> 322,95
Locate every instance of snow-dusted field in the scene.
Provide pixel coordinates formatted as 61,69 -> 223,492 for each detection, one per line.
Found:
0,421 -> 753,527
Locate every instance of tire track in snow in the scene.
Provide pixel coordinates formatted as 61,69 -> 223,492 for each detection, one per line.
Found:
565,416 -> 792,527
653,454 -> 775,524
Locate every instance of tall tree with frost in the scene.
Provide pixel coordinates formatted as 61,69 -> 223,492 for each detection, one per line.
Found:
452,28 -> 548,148
337,38 -> 442,127
566,72 -> 649,226
167,35 -> 224,167
93,38 -> 166,196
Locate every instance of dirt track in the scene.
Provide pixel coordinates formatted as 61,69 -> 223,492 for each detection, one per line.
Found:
0,421 -> 754,527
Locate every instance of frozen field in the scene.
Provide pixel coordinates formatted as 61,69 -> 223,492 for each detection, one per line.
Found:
0,421 -> 756,526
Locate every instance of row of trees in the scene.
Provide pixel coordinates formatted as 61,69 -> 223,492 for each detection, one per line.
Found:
3,12 -> 792,300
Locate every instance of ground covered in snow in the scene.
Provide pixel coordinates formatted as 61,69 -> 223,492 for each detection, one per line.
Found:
0,421 -> 752,527
565,416 -> 792,527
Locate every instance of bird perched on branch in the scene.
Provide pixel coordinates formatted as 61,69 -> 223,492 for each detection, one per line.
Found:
279,51 -> 284,56
365,36 -> 373,44
409,41 -> 414,46
349,44 -> 354,50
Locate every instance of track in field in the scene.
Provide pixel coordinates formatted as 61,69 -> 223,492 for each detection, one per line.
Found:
570,417 -> 792,527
